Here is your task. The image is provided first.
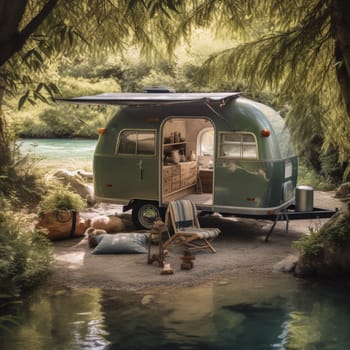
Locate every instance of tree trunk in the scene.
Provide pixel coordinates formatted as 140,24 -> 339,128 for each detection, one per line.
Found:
0,74 -> 11,172
332,0 -> 350,118
0,0 -> 58,175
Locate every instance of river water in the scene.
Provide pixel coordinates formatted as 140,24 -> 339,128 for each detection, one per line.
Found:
17,138 -> 97,169
9,139 -> 350,349
18,138 -> 97,160
1,276 -> 350,350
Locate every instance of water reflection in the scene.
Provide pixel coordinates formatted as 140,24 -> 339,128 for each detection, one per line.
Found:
0,288 -> 107,350
153,278 -> 291,349
1,277 -> 350,349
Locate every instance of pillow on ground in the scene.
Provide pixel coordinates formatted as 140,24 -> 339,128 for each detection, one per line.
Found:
92,233 -> 148,254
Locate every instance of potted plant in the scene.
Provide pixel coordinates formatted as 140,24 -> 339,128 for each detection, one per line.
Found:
36,184 -> 88,240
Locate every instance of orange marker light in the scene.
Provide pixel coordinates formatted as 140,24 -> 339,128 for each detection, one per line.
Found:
261,129 -> 270,137
147,117 -> 160,123
98,128 -> 106,135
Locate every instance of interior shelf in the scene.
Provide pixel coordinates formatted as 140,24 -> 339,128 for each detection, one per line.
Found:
163,142 -> 187,147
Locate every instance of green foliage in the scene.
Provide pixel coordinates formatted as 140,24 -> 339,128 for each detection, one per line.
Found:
9,73 -> 119,138
20,31 -> 246,136
11,48 -> 230,138
1,0 -> 184,116
59,76 -> 120,96
0,200 -> 53,296
294,231 -> 324,257
319,151 -> 346,185
39,184 -> 86,212
320,213 -> 350,242
0,140 -> 46,208
297,163 -> 337,191
294,213 -> 350,257
167,0 -> 350,182
0,295 -> 21,332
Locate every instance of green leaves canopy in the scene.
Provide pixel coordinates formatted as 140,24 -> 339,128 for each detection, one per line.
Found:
0,0 -> 181,172
167,0 -> 350,178
0,0 -> 178,106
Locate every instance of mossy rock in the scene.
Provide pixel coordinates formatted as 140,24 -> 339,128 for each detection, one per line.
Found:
296,241 -> 350,277
295,212 -> 350,277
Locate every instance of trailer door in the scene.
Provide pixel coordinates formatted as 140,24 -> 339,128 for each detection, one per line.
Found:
215,132 -> 263,208
115,129 -> 158,200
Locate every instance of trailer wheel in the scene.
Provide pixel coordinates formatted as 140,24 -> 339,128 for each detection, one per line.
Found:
132,201 -> 163,229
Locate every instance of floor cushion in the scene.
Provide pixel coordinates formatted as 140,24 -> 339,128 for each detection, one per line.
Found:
92,233 -> 148,254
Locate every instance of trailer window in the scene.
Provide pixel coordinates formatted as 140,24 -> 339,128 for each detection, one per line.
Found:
198,127 -> 214,156
219,132 -> 257,159
117,130 -> 155,156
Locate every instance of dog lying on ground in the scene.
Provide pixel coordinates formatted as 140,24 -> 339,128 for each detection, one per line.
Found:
86,227 -> 107,248
86,215 -> 125,232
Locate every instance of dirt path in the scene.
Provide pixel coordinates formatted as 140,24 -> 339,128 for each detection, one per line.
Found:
47,191 -> 345,291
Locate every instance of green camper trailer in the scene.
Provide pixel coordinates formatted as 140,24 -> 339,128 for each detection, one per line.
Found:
57,90 -> 298,229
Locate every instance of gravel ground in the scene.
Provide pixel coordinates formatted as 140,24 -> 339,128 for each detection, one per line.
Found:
47,191 -> 345,291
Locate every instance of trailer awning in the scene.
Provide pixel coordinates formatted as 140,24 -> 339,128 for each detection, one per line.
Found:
55,92 -> 240,106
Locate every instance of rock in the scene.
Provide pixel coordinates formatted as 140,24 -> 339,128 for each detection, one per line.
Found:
46,169 -> 94,205
75,169 -> 93,181
87,215 -> 125,233
273,255 -> 298,273
218,280 -> 229,286
296,241 -> 350,277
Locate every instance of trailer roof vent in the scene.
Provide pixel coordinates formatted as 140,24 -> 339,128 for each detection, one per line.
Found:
144,86 -> 176,93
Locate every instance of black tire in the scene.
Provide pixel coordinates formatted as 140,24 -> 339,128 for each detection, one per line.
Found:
132,201 -> 162,229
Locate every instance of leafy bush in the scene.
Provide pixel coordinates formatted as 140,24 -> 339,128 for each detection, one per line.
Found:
0,140 -> 46,209
39,184 -> 86,212
297,162 -> 336,191
293,226 -> 324,257
0,200 -> 53,296
294,212 -> 350,257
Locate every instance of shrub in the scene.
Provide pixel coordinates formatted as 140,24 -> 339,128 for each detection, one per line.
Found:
293,226 -> 324,257
39,184 -> 86,212
0,140 -> 46,209
0,200 -> 53,296
294,212 -> 350,257
297,162 -> 336,191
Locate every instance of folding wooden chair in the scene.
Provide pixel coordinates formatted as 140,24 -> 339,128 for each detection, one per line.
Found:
163,199 -> 220,253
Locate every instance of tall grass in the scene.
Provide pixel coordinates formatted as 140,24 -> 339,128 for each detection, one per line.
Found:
0,201 -> 53,297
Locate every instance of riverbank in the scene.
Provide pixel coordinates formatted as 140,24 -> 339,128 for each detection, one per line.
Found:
46,191 -> 346,291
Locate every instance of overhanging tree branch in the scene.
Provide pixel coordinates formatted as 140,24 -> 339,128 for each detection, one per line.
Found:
0,0 -> 57,67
